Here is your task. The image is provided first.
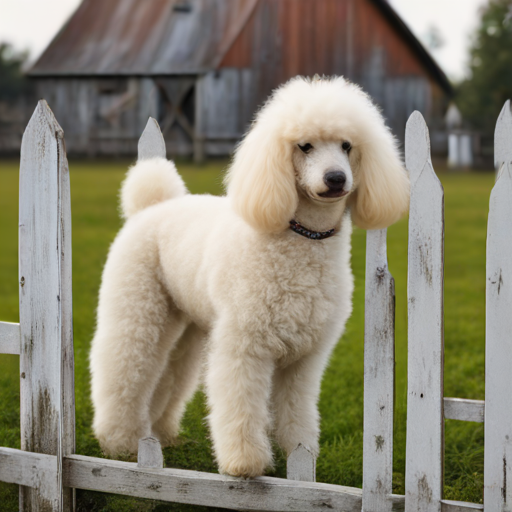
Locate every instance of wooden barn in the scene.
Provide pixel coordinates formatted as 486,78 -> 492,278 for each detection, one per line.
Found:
28,0 -> 452,159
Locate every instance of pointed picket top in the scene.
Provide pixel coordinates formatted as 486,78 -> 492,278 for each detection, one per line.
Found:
138,118 -> 166,161
494,100 -> 512,171
137,437 -> 164,469
23,100 -> 64,146
287,444 -> 316,482
405,111 -> 434,185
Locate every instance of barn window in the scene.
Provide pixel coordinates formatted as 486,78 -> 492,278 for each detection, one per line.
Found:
173,2 -> 192,13
96,79 -> 137,130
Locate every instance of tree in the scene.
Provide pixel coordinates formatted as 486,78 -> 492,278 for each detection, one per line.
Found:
0,42 -> 31,101
456,0 -> 512,134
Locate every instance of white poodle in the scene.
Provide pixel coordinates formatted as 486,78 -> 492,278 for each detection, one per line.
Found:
89,76 -> 409,478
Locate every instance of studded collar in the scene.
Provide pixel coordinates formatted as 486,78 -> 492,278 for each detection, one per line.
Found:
289,220 -> 336,240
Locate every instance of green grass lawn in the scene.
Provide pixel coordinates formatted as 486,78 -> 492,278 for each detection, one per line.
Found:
0,158 -> 494,510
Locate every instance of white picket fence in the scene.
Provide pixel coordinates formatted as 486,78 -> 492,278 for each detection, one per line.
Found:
0,99 -> 511,512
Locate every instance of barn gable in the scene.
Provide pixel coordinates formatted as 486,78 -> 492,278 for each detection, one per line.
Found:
28,0 -> 451,158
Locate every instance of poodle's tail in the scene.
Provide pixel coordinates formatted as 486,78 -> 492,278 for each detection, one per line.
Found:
120,157 -> 188,219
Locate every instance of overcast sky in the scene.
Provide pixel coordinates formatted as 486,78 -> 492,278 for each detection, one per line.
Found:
0,0 -> 490,81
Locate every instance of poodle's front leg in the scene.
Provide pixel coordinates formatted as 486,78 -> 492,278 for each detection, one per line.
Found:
272,350 -> 329,456
206,332 -> 274,478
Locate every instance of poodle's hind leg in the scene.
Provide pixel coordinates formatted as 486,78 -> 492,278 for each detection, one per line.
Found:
150,323 -> 206,446
90,271 -> 187,457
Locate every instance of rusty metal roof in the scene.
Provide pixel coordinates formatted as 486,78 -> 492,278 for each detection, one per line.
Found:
29,0 -> 450,95
29,0 -> 258,76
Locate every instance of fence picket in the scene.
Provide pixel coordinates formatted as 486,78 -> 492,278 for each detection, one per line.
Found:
137,437 -> 164,469
18,100 -> 74,511
362,229 -> 395,512
405,111 -> 445,512
138,118 -> 166,160
484,100 -> 512,509
287,444 -> 316,482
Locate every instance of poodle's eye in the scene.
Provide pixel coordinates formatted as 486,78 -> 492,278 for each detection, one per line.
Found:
342,141 -> 352,153
298,143 -> 313,154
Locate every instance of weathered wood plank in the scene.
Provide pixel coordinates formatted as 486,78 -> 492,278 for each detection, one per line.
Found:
440,500 -> 483,511
405,111 -> 445,512
137,437 -> 163,469
443,398 -> 484,423
484,100 -> 512,510
363,229 -> 395,512
0,321 -> 21,355
494,100 -> 512,171
64,455 -> 406,512
19,100 -> 75,511
287,444 -> 316,482
0,447 -> 57,492
138,117 -> 166,160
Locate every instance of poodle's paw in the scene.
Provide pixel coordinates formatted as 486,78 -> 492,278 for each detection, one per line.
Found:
216,440 -> 273,478
94,420 -> 149,457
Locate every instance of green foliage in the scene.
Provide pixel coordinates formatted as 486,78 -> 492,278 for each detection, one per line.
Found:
0,160 -> 493,509
0,42 -> 31,101
457,0 -> 512,134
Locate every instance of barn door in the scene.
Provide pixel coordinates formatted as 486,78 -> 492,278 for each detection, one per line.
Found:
155,77 -> 202,160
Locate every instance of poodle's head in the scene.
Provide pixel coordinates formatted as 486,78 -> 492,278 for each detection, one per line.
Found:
225,76 -> 410,233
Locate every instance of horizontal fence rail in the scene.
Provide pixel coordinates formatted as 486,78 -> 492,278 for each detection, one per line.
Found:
64,455 -> 407,512
444,398 -> 485,423
0,447 -> 57,491
0,321 -> 20,355
440,500 -> 484,511
0,100 -> 510,511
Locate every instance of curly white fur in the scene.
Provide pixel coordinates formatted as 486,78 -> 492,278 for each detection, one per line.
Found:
89,76 -> 409,478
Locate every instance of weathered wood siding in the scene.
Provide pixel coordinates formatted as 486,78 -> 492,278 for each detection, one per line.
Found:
197,69 -> 255,155
220,0 -> 444,138
35,78 -> 159,156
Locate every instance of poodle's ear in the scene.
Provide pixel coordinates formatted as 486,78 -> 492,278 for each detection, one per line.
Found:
348,135 -> 410,230
225,127 -> 298,233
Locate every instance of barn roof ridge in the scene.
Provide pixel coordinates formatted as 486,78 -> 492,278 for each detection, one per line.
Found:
371,0 -> 452,93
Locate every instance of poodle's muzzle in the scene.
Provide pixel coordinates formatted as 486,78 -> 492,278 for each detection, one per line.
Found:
319,169 -> 348,198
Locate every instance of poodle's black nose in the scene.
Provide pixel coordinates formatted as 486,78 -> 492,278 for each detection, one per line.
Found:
324,170 -> 346,191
